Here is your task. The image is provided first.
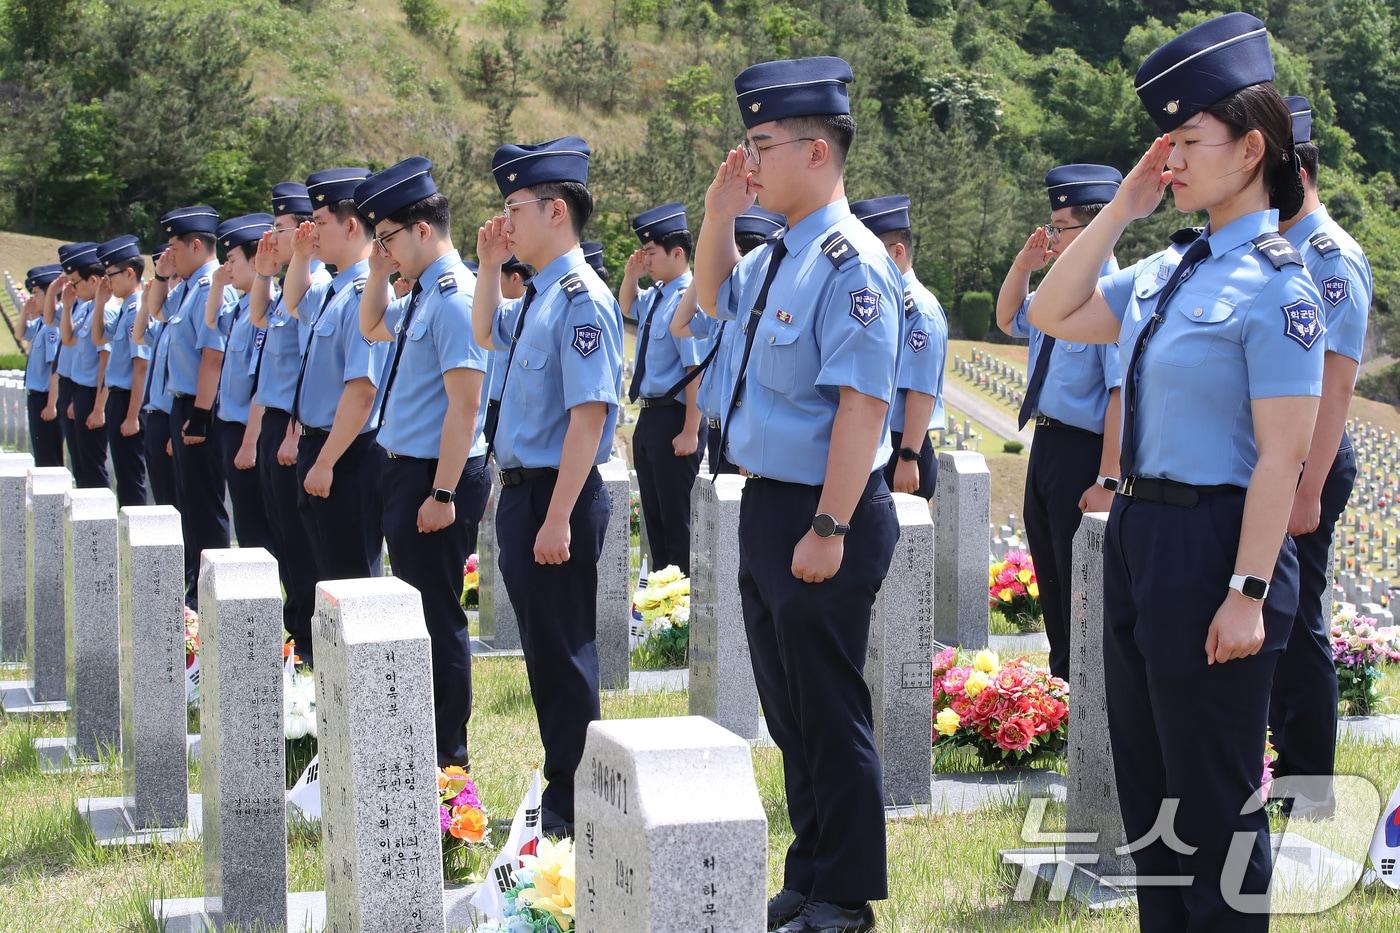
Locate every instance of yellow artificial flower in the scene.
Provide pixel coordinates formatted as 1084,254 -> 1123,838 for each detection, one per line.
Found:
660,578 -> 690,601
998,587 -> 1015,602
964,670 -> 991,697
518,838 -> 576,928
935,708 -> 961,736
634,590 -> 663,612
437,765 -> 469,800
1017,569 -> 1033,584
973,649 -> 1000,674
1027,583 -> 1039,600
649,565 -> 683,587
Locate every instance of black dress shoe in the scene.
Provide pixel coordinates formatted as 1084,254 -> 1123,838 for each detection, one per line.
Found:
767,888 -> 807,930
540,807 -> 574,838
774,901 -> 876,933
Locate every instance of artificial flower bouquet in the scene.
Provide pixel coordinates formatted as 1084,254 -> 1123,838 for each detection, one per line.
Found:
931,646 -> 1069,768
630,565 -> 691,669
989,549 -> 1042,632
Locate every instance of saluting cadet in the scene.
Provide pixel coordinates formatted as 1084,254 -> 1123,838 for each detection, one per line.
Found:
19,265 -> 64,467
995,164 -> 1124,680
250,182 -> 332,662
670,206 -> 785,474
693,57 -> 900,933
59,242 -> 113,489
470,136 -> 623,836
482,254 -> 532,454
356,157 -> 490,768
1031,14 -> 1323,931
283,168 -> 389,582
208,213 -> 276,552
852,195 -> 947,501
52,242 -> 94,472
135,246 -> 180,507
1268,95 -> 1373,818
620,203 -> 706,573
148,204 -> 235,602
94,235 -> 150,506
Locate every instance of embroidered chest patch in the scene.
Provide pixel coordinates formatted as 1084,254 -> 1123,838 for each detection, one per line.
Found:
1321,275 -> 1349,307
908,329 -> 928,352
1281,299 -> 1323,350
849,287 -> 880,327
573,323 -> 601,357
254,330 -> 266,350
775,309 -> 792,324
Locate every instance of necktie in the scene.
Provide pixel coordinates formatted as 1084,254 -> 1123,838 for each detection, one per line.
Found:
716,237 -> 788,475
627,293 -> 658,403
142,324 -> 167,408
375,283 -> 424,431
1119,236 -> 1211,479
485,282 -> 537,462
663,319 -> 726,401
1017,332 -> 1057,429
290,285 -> 337,426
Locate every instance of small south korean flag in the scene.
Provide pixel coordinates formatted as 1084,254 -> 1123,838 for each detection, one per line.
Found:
1369,776 -> 1400,888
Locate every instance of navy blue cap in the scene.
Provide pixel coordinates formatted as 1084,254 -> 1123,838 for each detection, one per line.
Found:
272,182 -> 314,217
217,213 -> 274,251
632,202 -> 688,243
1044,164 -> 1122,210
160,205 -> 219,237
501,254 -> 532,276
1285,95 -> 1312,144
735,56 -> 854,129
26,264 -> 63,291
851,195 -> 912,236
735,207 -> 786,238
1135,12 -> 1273,132
59,242 -> 100,273
491,136 -> 591,197
96,235 -> 141,266
354,157 -> 437,223
151,242 -> 170,259
580,241 -> 606,278
306,168 -> 371,207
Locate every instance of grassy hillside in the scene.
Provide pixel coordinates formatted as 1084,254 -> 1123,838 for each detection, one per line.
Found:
0,231 -> 69,355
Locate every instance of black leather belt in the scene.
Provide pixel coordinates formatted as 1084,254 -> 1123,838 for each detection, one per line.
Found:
1035,414 -> 1102,438
706,417 -> 721,429
1117,475 -> 1243,508
500,466 -> 558,487
173,391 -> 193,400
385,451 -> 429,461
638,396 -> 679,409
298,425 -> 329,438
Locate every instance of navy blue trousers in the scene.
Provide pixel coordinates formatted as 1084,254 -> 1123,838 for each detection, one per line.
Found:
170,394 -> 231,605
257,409 -> 318,660
70,382 -> 109,490
216,417 -> 275,554
739,470 -> 897,903
497,467 -> 609,822
883,430 -> 937,501
1024,422 -> 1103,680
27,390 -> 64,468
1269,440 -> 1356,807
705,419 -> 738,475
104,389 -> 148,507
143,409 -> 178,507
295,429 -> 384,583
57,375 -> 79,478
1105,488 -> 1297,932
633,403 -> 706,574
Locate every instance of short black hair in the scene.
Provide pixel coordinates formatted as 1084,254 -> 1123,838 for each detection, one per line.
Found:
236,242 -> 258,261
324,198 -> 373,238
1296,142 -> 1320,187
529,181 -> 593,237
653,230 -> 693,261
777,113 -> 856,167
387,192 -> 451,239
108,256 -> 145,278
734,231 -> 768,256
275,211 -> 314,226
501,257 -> 533,278
177,231 -> 216,252
1069,203 -> 1107,224
878,228 -> 913,252
78,263 -> 105,281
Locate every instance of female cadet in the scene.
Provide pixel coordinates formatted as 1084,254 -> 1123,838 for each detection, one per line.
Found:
1029,13 -> 1323,932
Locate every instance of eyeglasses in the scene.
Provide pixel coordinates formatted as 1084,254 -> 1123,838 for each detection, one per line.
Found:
1042,222 -> 1089,239
374,224 -> 410,251
740,137 -> 816,166
503,196 -> 552,217
271,225 -> 298,236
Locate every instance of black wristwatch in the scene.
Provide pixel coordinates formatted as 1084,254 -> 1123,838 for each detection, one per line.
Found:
811,513 -> 850,538
432,488 -> 455,504
155,273 -> 169,282
898,447 -> 919,462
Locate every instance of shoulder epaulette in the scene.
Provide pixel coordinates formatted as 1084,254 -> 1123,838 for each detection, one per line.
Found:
1251,233 -> 1303,271
1309,232 -> 1342,257
1169,226 -> 1204,246
559,272 -> 589,302
353,277 -> 367,295
820,232 -> 859,271
903,291 -> 916,317
196,274 -> 211,287
438,272 -> 458,295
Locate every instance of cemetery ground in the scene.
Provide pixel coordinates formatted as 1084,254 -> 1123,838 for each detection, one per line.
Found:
2,656 -> 1399,931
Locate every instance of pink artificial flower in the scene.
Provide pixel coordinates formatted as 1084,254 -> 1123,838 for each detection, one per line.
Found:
440,804 -> 452,832
466,554 -> 479,574
995,718 -> 1035,752
941,667 -> 970,695
933,646 -> 957,675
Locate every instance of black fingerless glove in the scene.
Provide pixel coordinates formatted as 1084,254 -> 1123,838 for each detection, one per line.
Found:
185,405 -> 213,438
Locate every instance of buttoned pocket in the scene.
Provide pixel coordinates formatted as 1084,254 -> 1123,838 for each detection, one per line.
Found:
513,340 -> 551,403
1157,289 -> 1237,367
755,323 -> 801,394
314,315 -> 336,338
229,327 -> 252,353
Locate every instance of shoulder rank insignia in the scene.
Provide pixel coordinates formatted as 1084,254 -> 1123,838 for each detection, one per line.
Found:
438,273 -> 458,295
1310,232 -> 1341,257
1281,298 -> 1323,350
903,292 -> 916,317
196,274 -> 211,287
560,272 -> 588,301
353,278 -> 367,295
1251,233 -> 1303,270
821,232 -> 858,271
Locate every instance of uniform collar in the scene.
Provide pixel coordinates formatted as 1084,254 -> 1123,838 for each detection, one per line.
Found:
1205,208 -> 1278,258
329,258 -> 370,290
901,267 -> 918,288
419,249 -> 462,289
780,199 -> 851,256
190,259 -> 219,284
659,269 -> 692,299
533,247 -> 585,295
1282,205 -> 1331,249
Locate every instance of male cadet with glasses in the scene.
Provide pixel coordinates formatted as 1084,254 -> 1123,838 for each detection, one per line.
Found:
852,195 -> 946,501
693,57 -> 900,933
250,182 -> 332,662
59,241 -> 114,489
994,164 -> 1124,681
134,244 -> 179,506
619,203 -> 706,574
51,243 -> 94,472
482,253 -> 533,456
94,235 -> 150,506
356,157 -> 490,769
1270,95 -> 1374,817
146,205 -> 235,603
19,265 -> 64,467
471,136 -> 623,836
283,168 -> 389,581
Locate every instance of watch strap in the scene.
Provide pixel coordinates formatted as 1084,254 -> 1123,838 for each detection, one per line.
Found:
1229,574 -> 1269,600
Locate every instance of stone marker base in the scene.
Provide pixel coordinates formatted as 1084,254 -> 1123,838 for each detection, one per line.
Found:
0,660 -> 23,671
151,884 -> 481,932
33,736 -> 110,774
1338,713 -> 1400,743
887,768 -> 1066,819
76,794 -> 203,846
0,680 -> 69,715
989,632 -> 1051,655
469,636 -> 524,658
625,668 -> 689,693
185,733 -> 200,762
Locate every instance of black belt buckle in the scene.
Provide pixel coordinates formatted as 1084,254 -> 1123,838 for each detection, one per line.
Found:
500,468 -> 521,487
707,418 -> 720,429
1035,414 -> 1051,427
1118,475 -> 1135,498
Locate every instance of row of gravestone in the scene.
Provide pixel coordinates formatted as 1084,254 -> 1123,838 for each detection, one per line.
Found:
0,371 -> 28,454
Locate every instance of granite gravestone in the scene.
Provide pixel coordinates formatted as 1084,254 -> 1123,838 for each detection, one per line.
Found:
597,457 -> 632,690
0,452 -> 35,662
66,487 -> 120,761
933,451 -> 990,648
27,467 -> 72,703
477,465 -> 520,650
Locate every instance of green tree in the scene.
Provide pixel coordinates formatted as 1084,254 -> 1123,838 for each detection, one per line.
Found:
957,291 -> 994,339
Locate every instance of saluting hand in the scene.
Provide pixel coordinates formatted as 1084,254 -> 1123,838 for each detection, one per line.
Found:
704,148 -> 758,221
1013,228 -> 1055,272
94,276 -> 112,308
291,221 -> 317,259
60,280 -> 77,310
623,249 -> 647,283
792,530 -> 843,584
477,215 -> 512,266
253,232 -> 281,277
368,240 -> 396,278
46,276 -> 65,302
154,246 -> 177,279
1114,134 -> 1174,222
211,264 -> 234,290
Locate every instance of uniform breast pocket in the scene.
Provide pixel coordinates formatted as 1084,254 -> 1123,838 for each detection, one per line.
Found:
1157,290 -> 1237,367
313,316 -> 337,339
755,324 -> 801,394
513,341 -> 551,402
229,328 -> 252,353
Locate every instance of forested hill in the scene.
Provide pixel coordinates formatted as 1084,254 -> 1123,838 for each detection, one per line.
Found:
1,0 -> 1397,381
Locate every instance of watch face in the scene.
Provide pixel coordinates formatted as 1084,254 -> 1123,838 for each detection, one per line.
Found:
1242,577 -> 1268,600
812,513 -> 836,537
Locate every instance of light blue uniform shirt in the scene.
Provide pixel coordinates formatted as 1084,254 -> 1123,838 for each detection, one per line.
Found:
1281,205 -> 1371,371
492,248 -> 622,470
55,301 -> 76,379
294,259 -> 389,433
24,318 -> 60,392
1099,209 -> 1325,488
696,314 -> 731,421
1014,259 -> 1122,433
102,293 -> 146,391
71,297 -> 116,388
377,251 -> 489,459
143,284 -> 183,414
635,271 -> 707,399
893,269 -> 949,432
215,293 -> 265,424
714,199 -> 901,485
165,261 -> 235,397
255,261 -> 330,413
